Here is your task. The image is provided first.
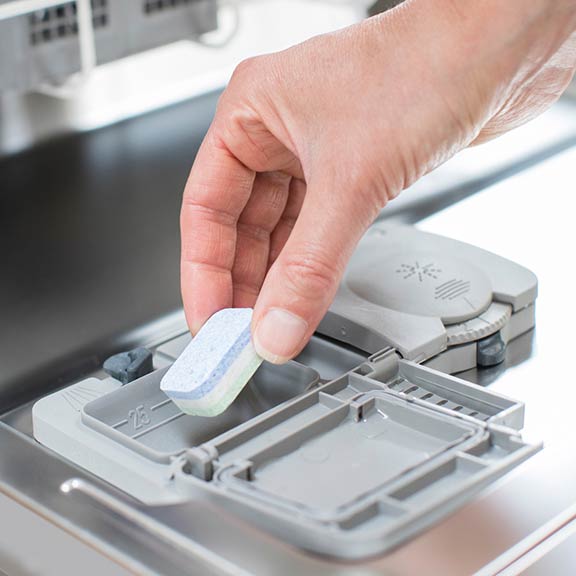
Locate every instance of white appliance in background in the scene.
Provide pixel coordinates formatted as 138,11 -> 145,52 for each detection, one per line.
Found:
0,0 -> 362,155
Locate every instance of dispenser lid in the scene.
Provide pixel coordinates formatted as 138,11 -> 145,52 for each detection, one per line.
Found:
318,225 -> 538,362
172,358 -> 539,559
347,250 -> 492,324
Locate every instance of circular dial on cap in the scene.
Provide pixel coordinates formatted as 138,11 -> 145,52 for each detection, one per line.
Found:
346,251 -> 493,325
446,302 -> 511,345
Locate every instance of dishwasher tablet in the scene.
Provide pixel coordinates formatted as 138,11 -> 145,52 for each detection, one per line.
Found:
160,308 -> 263,416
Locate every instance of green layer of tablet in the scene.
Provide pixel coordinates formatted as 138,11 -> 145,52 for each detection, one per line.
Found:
175,354 -> 263,417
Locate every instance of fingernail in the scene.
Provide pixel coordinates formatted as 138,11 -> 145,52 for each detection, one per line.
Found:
253,308 -> 309,364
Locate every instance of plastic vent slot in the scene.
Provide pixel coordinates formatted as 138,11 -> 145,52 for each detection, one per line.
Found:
386,378 -> 491,421
143,0 -> 200,15
29,0 -> 109,46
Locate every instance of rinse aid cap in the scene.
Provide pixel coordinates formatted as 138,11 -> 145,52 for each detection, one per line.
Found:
346,250 -> 493,325
318,225 -> 537,364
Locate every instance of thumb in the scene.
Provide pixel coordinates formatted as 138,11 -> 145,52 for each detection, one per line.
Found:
252,179 -> 381,364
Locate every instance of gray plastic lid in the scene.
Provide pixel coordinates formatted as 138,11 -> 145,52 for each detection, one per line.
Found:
318,225 -> 538,362
169,357 -> 539,559
348,250 -> 492,324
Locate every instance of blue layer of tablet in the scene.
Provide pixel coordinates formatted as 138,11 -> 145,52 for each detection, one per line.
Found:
161,308 -> 254,401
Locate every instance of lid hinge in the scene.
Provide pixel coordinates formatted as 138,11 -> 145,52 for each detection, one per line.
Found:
355,348 -> 400,383
179,445 -> 219,481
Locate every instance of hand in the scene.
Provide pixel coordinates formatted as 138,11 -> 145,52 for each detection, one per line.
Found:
181,0 -> 576,363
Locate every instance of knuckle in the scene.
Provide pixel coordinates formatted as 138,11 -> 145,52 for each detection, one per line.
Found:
229,54 -> 282,104
237,221 -> 271,243
233,280 -> 261,300
231,56 -> 264,84
282,250 -> 339,300
362,181 -> 392,213
279,212 -> 298,231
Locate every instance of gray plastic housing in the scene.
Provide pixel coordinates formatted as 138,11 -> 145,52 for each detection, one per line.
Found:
31,225 -> 540,559
33,352 -> 539,559
82,361 -> 320,465
319,225 -> 537,371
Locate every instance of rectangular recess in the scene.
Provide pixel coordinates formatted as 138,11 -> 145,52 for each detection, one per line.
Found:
82,361 -> 319,464
389,455 -> 488,506
338,499 -> 408,531
225,393 -> 478,513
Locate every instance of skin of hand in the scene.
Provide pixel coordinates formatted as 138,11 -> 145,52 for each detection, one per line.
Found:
181,0 -> 576,364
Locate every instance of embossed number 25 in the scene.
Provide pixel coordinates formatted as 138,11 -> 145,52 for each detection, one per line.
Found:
128,405 -> 151,430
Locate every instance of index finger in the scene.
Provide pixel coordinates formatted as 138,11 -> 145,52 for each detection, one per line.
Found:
181,127 -> 255,334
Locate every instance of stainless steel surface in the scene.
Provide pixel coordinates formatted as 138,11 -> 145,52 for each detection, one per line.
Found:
476,502 -> 576,575
516,520 -> 576,574
0,491 -> 131,576
2,100 -> 576,573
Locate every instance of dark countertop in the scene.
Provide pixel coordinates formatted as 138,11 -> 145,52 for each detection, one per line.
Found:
0,90 -> 219,400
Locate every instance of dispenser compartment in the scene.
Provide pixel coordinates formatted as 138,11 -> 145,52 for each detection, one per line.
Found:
169,362 -> 539,558
217,391 -> 481,512
82,361 -> 320,464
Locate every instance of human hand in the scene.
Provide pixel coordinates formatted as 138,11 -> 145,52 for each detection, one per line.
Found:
181,0 -> 576,363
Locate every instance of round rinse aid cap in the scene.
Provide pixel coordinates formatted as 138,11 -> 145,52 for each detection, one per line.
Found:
345,250 -> 493,325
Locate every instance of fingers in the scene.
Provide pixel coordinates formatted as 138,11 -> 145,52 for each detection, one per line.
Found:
252,177 -> 380,364
268,178 -> 307,268
181,128 -> 255,334
180,88 -> 305,333
232,171 -> 291,308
